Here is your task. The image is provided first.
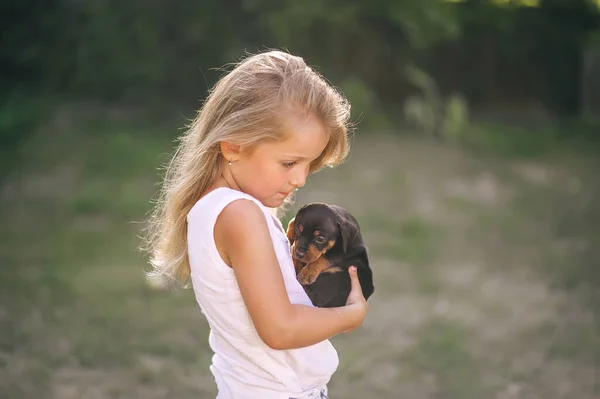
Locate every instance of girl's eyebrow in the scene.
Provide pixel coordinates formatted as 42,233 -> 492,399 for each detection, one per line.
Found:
281,154 -> 308,160
281,151 -> 323,161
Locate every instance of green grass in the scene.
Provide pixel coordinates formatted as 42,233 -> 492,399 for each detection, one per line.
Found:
461,120 -> 561,158
2,106 -> 600,398
362,216 -> 439,262
362,215 -> 442,293
402,319 -> 487,399
0,112 -> 209,397
427,114 -> 600,161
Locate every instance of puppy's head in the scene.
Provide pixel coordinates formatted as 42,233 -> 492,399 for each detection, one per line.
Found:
286,203 -> 339,264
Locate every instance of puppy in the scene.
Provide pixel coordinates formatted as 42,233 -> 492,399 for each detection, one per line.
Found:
286,203 -> 374,308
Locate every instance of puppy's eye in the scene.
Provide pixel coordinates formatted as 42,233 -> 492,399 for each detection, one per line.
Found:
315,236 -> 326,244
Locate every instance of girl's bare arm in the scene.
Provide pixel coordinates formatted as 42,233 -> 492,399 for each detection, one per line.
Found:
214,199 -> 367,350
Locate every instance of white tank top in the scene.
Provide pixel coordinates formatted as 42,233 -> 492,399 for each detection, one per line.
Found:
186,187 -> 339,399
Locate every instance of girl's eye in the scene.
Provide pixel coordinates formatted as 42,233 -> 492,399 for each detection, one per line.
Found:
282,161 -> 296,168
316,236 -> 326,244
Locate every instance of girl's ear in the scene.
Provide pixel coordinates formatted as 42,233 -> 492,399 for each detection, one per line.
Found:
220,141 -> 241,162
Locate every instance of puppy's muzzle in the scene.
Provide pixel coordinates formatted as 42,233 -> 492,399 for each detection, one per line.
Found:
292,243 -> 320,264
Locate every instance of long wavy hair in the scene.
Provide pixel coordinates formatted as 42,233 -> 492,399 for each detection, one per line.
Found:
141,50 -> 352,287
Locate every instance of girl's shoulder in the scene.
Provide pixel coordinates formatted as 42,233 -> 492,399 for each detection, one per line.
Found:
187,187 -> 264,224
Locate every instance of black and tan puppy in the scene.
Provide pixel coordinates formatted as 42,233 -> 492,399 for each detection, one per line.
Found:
286,203 -> 374,308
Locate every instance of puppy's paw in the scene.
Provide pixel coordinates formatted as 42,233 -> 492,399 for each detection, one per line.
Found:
297,267 -> 319,285
293,258 -> 305,275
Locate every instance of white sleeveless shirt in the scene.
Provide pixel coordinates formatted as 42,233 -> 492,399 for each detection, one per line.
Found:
186,187 -> 339,399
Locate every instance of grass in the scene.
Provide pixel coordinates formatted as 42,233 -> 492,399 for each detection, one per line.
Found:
2,105 -> 600,398
0,111 -> 212,398
403,319 -> 486,399
359,214 -> 443,294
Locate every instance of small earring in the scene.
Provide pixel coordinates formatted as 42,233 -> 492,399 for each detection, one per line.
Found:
228,160 -> 232,166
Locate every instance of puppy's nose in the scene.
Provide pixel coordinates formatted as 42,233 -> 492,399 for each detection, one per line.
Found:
294,249 -> 305,259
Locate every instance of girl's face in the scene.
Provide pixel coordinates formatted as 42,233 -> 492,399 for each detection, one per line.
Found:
231,112 -> 329,208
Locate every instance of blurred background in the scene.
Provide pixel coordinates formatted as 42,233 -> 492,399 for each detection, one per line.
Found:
1,0 -> 599,398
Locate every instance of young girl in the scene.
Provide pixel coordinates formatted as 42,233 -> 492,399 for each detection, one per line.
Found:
143,50 -> 368,399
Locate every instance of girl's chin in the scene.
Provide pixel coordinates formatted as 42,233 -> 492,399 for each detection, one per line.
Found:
265,199 -> 284,208
262,196 -> 286,208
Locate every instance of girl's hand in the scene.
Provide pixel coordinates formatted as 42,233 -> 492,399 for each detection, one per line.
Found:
343,266 -> 368,332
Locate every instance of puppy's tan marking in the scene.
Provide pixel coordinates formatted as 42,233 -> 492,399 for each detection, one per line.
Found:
303,239 -> 336,262
302,244 -> 319,263
322,266 -> 342,274
293,258 -> 305,275
286,218 -> 295,243
325,240 -> 335,251
297,256 -> 333,285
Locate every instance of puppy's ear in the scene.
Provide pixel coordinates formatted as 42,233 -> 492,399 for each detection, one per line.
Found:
286,218 -> 296,244
337,215 -> 359,254
338,218 -> 350,253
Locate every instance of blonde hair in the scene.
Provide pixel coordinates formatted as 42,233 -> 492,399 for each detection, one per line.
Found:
141,50 -> 352,287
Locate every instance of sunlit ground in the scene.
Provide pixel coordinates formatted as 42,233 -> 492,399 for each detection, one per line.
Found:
1,106 -> 598,398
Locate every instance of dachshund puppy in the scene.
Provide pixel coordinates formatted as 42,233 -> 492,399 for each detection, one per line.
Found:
286,203 -> 374,308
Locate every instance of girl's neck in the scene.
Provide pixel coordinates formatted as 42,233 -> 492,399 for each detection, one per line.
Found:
220,167 -> 241,191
